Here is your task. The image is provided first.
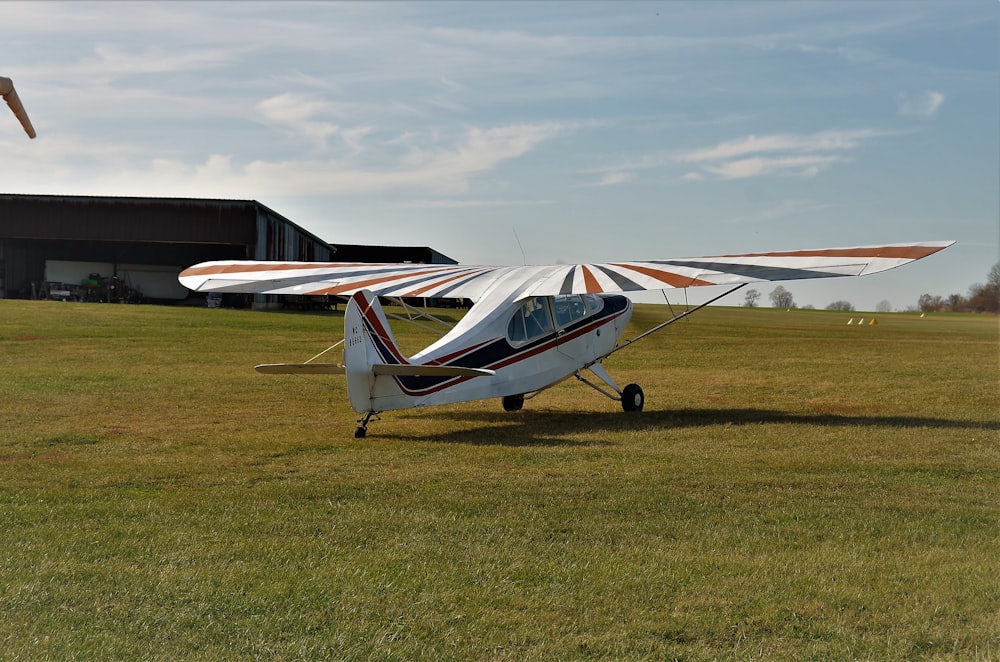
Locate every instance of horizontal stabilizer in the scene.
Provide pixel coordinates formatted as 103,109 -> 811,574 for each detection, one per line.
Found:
372,364 -> 495,378
255,363 -> 346,375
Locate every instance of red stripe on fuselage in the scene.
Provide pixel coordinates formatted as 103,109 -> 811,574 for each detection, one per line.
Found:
354,291 -> 410,365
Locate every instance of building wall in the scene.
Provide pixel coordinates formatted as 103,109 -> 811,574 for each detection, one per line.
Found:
0,194 -> 334,300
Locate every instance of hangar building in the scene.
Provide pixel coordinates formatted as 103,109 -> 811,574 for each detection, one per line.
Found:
0,193 -> 455,304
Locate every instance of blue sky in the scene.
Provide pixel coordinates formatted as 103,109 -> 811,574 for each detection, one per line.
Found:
2,1 -> 997,311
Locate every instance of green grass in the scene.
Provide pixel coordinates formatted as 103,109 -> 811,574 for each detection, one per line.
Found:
1,299 -> 997,660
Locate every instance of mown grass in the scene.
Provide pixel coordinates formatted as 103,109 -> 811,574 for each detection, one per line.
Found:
1,299 -> 997,660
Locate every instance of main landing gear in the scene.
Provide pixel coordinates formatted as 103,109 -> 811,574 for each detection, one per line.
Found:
575,363 -> 644,412
502,394 -> 525,411
500,365 -> 644,413
621,383 -> 644,412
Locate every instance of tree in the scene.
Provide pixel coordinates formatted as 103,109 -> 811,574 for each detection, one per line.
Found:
915,262 -> 999,314
768,285 -> 795,309
966,262 -> 1000,313
743,288 -> 761,307
918,293 -> 944,313
825,300 -> 854,311
876,300 -> 893,313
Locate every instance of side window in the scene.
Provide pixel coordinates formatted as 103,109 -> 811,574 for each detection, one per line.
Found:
552,294 -> 587,328
583,294 -> 604,315
507,296 -> 554,345
507,308 -> 527,343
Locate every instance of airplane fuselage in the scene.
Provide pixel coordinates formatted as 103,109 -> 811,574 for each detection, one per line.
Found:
357,293 -> 633,412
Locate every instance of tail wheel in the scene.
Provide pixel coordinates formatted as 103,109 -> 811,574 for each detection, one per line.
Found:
621,384 -> 644,412
502,394 -> 525,411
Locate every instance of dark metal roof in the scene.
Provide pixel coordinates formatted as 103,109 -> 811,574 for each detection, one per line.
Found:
0,193 -> 330,249
331,243 -> 457,264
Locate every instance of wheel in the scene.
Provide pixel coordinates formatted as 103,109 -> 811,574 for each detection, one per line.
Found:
502,394 -> 525,411
354,426 -> 367,438
621,384 -> 644,412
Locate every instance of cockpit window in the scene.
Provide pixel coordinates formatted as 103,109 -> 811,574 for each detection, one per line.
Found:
583,294 -> 603,315
552,294 -> 588,328
507,296 -> 554,345
507,294 -> 605,346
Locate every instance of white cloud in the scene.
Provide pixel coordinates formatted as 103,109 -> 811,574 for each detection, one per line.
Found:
89,43 -> 237,76
897,90 -> 945,118
677,129 -> 896,181
579,172 -> 634,188
2,122 -> 568,200
727,199 -> 836,224
678,129 -> 888,164
704,154 -> 844,180
255,93 -> 351,150
400,198 -> 555,209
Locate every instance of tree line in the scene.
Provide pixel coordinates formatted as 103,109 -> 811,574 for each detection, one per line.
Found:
741,262 -> 999,314
917,262 -> 999,313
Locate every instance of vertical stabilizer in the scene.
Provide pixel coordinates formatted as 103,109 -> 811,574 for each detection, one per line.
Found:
344,290 -> 409,413
343,290 -> 495,416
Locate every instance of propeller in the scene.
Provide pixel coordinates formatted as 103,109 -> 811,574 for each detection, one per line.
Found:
0,76 -> 36,139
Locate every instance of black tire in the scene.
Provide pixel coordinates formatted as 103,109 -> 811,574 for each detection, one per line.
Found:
621,384 -> 644,412
354,426 -> 367,438
502,394 -> 525,411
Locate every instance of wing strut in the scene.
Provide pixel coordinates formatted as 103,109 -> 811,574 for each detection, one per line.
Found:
383,296 -> 457,334
602,283 -> 747,360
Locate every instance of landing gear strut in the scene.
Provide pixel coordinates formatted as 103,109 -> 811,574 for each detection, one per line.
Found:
355,411 -> 380,438
575,363 -> 645,412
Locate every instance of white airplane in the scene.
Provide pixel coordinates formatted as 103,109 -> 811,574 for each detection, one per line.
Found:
179,241 -> 952,437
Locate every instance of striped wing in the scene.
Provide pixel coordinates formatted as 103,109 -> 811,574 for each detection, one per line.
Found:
178,241 -> 953,301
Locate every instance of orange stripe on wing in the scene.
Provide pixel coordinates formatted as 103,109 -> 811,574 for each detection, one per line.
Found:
720,245 -> 946,260
610,263 -> 715,288
581,266 -> 602,293
179,262 -> 371,278
398,268 -> 488,297
309,267 -> 448,295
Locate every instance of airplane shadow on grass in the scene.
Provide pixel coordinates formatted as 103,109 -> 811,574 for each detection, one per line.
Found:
379,408 -> 1000,447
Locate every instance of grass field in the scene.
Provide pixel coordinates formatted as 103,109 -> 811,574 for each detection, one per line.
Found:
1,298 -> 997,660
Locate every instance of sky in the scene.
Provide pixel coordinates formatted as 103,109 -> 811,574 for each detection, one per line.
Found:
1,1 -> 997,311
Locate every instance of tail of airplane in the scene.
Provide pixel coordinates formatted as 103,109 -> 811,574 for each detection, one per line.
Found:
344,290 -> 494,414
344,289 -> 405,413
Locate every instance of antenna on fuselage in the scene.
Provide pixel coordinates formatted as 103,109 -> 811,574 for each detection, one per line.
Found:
0,76 -> 36,139
512,227 -> 527,265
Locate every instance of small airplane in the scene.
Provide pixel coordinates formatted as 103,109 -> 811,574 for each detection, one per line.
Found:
179,240 -> 952,437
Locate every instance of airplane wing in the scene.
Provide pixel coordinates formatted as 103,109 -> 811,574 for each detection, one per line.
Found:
179,241 -> 953,302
